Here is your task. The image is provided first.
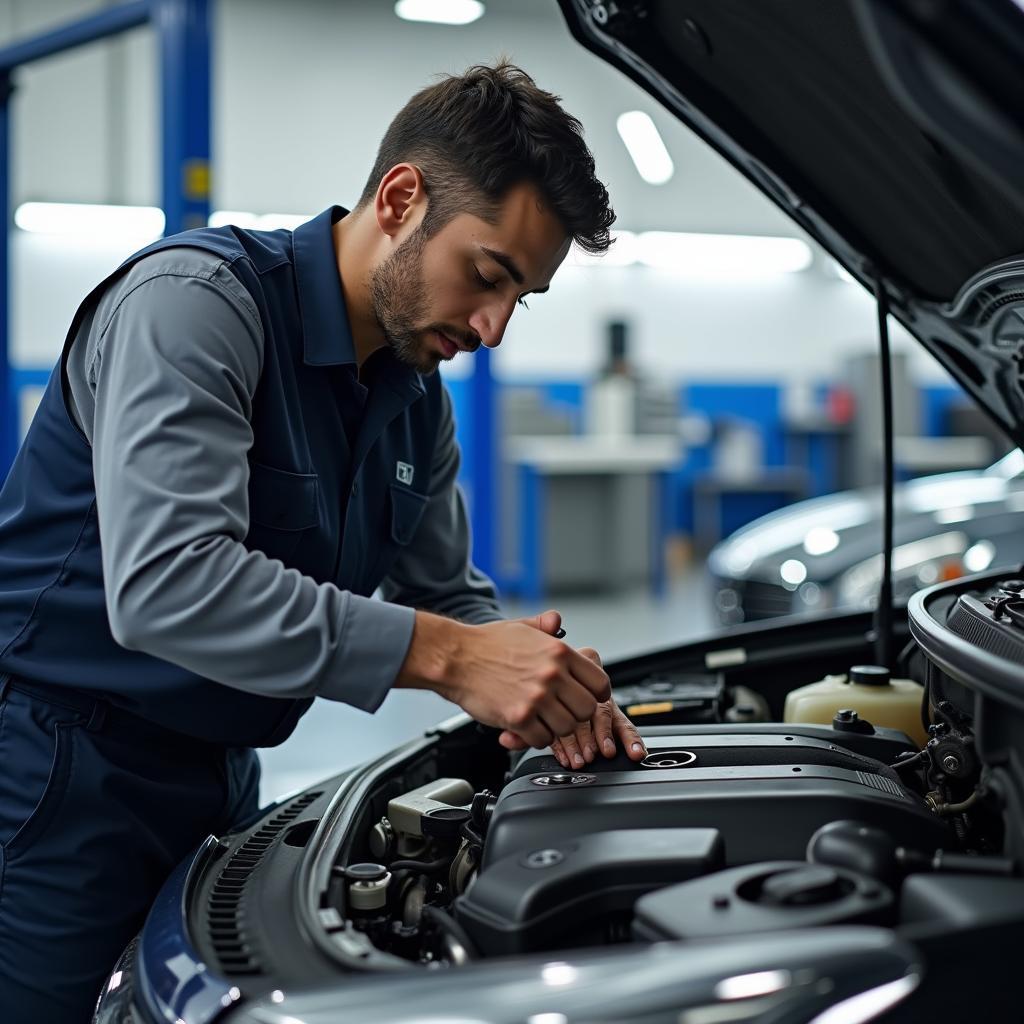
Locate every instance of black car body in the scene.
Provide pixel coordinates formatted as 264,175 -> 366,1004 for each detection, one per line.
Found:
708,450 -> 1024,624
94,2 -> 1024,1022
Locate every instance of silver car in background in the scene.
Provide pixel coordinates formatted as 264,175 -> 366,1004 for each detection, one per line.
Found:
709,450 -> 1024,623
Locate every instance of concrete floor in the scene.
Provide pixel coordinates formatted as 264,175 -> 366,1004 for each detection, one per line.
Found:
257,570 -> 716,803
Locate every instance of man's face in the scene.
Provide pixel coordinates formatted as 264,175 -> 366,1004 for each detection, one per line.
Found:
368,181 -> 570,374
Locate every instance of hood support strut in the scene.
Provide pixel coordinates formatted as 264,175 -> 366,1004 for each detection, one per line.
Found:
873,274 -> 895,671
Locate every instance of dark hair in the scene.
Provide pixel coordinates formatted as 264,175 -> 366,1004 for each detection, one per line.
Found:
357,60 -> 614,255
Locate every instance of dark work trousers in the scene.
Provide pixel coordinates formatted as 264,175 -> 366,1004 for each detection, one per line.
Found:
0,676 -> 262,1023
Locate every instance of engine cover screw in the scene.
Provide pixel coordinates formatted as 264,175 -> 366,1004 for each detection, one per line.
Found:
525,848 -> 564,869
942,755 -> 961,774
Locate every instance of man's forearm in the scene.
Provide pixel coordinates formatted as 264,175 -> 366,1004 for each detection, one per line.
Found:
393,609 -> 469,697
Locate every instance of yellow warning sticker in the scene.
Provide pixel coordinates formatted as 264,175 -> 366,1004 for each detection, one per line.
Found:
626,701 -> 674,717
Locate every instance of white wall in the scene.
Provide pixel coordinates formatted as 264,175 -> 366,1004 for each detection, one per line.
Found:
490,257 -> 938,384
1,0 -> 951,388
2,0 -> 156,207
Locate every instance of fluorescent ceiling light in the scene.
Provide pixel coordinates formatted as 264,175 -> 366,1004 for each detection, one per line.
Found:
207,209 -> 260,228
15,203 -> 313,238
394,0 -> 485,25
248,212 -> 310,231
209,211 -> 311,230
15,202 -> 164,240
637,231 -> 813,275
616,110 -> 674,185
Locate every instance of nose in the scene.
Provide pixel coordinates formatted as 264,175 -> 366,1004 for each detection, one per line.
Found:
469,297 -> 517,349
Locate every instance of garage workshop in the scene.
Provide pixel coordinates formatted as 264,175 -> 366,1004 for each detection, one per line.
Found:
0,1 -> 1023,1022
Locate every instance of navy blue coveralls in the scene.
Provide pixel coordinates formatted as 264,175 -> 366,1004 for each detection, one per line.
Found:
0,208 -> 443,1020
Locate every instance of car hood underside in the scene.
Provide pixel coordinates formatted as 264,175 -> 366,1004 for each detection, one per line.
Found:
557,0 -> 1024,448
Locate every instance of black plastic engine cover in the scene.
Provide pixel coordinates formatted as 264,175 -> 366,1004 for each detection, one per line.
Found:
488,731 -> 947,868
633,860 -> 894,941
455,827 -> 723,956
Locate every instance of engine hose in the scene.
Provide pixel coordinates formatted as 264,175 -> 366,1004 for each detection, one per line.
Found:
939,789 -> 981,816
891,750 -> 928,773
420,904 -> 479,964
389,857 -> 450,874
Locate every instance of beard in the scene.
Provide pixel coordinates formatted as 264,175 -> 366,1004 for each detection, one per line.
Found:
368,225 -> 444,375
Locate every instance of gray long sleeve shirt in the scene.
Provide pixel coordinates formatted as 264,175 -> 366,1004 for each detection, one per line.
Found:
64,245 -> 501,714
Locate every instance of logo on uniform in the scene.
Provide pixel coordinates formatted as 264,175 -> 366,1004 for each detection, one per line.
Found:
396,461 -> 415,485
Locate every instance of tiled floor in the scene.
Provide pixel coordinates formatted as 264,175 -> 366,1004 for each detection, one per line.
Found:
257,570 -> 717,803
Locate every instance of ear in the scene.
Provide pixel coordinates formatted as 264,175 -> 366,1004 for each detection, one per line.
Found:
374,163 -> 426,240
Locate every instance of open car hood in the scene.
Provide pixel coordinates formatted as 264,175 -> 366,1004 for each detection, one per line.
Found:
557,0 -> 1024,448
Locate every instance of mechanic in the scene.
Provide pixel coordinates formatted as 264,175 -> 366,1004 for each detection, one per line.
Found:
0,61 -> 647,1020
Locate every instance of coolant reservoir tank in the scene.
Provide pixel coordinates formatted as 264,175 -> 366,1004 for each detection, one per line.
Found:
784,665 -> 927,747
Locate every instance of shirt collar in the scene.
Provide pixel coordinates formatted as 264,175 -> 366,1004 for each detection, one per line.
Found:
291,207 -> 426,401
292,205 -> 357,367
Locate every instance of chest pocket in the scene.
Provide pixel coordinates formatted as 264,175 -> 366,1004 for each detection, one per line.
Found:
246,461 -> 320,565
388,483 -> 428,545
367,482 -> 428,587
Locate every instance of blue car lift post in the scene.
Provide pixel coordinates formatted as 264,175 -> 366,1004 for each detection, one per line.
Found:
0,0 -> 211,472
468,345 -> 498,582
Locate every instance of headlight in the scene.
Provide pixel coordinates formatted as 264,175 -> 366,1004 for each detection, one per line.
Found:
835,531 -> 974,608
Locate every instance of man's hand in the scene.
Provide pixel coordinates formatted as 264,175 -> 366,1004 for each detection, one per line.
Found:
495,641 -> 647,766
396,608 -> 612,749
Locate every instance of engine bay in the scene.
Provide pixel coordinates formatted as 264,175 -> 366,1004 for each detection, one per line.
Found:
180,569 -> 1024,1024
304,573 -> 1024,972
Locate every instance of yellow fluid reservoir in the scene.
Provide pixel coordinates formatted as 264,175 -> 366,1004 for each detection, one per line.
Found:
784,664 -> 928,747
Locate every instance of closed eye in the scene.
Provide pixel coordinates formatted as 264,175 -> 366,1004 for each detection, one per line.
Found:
475,266 -> 531,310
473,267 -> 496,290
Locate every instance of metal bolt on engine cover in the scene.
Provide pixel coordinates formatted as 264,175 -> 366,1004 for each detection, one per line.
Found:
524,848 -> 565,868
530,774 -> 596,786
